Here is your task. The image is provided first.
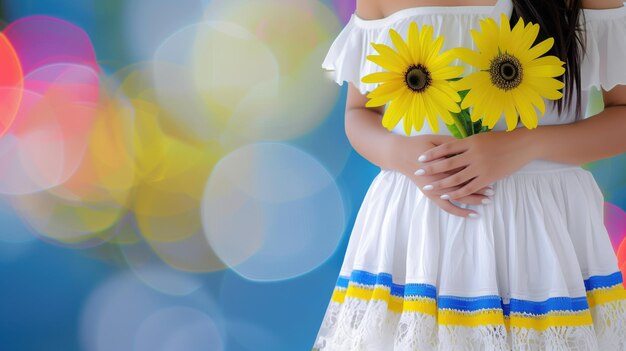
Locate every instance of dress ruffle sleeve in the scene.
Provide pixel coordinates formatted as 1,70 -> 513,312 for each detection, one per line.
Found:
582,5 -> 626,91
321,14 -> 384,95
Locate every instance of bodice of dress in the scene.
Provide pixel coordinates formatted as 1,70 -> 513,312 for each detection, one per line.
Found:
322,0 -> 626,136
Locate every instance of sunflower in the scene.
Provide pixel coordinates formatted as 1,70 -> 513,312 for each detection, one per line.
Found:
361,22 -> 464,135
452,13 -> 566,131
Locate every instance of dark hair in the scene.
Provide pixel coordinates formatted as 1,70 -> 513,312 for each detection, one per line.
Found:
510,0 -> 586,120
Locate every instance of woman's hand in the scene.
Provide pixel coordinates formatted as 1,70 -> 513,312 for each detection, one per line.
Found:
389,133 -> 494,218
414,129 -> 534,201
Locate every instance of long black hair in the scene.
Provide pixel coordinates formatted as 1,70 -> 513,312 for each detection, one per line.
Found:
510,0 -> 586,120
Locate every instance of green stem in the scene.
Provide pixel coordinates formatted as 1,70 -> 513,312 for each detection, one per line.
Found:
450,112 -> 468,139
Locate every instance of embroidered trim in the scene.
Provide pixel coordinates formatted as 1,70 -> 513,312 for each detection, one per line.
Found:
329,269 -> 626,331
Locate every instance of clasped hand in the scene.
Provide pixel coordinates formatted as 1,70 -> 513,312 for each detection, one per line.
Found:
397,130 -> 533,218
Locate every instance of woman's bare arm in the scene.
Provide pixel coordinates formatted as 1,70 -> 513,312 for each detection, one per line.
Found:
344,0 -> 492,218
344,83 -> 402,171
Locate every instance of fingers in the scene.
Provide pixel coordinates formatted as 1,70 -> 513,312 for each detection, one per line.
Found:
451,193 -> 491,205
422,167 -> 476,191
445,166 -> 466,174
431,182 -> 496,218
478,186 -> 495,196
408,171 -> 495,218
415,155 -> 467,177
418,140 -> 467,162
428,134 -> 458,146
437,184 -> 492,205
434,198 -> 479,218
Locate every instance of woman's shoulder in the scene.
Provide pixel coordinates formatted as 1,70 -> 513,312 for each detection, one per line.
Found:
581,0 -> 623,10
355,0 -> 625,19
354,0 -> 385,20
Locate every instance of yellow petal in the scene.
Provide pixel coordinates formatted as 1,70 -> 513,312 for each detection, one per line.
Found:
453,47 -> 490,69
366,80 -> 404,100
516,22 -> 540,55
423,94 -> 441,133
413,93 -> 426,131
499,13 -> 511,34
473,18 -> 499,56
524,55 -> 564,69
365,96 -> 392,108
428,85 -> 461,113
381,91 -> 409,129
366,86 -> 404,107
502,93 -> 519,131
435,102 -> 455,125
525,64 -> 565,78
381,106 -> 398,130
461,88 -> 485,110
403,94 -> 416,135
407,22 -> 421,63
463,85 -> 492,111
361,71 -> 403,83
481,89 -> 504,128
470,104 -> 486,123
517,84 -> 546,116
371,43 -> 410,67
367,79 -> 404,95
526,76 -> 565,92
452,71 -> 489,92
522,37 -> 555,61
419,25 -> 434,63
512,90 -> 539,129
432,80 -> 462,102
504,16 -> 525,54
430,49 -> 458,70
469,89 -> 495,122
388,28 -> 413,65
526,84 -> 563,100
431,65 -> 464,81
424,36 -> 444,65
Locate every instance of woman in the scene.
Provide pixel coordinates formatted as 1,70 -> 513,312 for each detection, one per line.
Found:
313,0 -> 626,349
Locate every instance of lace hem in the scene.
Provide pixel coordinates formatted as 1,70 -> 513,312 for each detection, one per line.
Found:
591,299 -> 626,350
312,297 -> 626,351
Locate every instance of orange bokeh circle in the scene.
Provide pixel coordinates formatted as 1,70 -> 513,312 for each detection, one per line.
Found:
0,33 -> 23,136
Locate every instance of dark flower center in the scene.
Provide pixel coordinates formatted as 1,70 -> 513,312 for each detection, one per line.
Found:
405,64 -> 432,92
489,53 -> 523,91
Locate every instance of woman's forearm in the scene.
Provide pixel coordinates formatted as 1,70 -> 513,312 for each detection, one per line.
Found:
521,105 -> 626,165
344,106 -> 404,170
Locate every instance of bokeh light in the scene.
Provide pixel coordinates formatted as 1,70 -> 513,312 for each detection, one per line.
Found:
3,16 -> 98,74
151,21 -> 279,143
134,306 -> 223,351
122,0 -> 205,62
331,0 -> 356,24
0,33 -> 23,137
203,0 -> 342,145
201,142 -> 346,281
606,202 -> 626,253
121,233 -> 204,296
0,1 -> 624,350
0,64 -> 99,195
80,272 -> 225,351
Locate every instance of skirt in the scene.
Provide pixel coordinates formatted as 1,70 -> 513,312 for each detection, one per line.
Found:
312,159 -> 626,351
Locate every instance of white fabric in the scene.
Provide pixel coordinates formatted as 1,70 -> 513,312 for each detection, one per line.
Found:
581,5 -> 626,92
314,162 -> 626,351
315,1 -> 626,350
339,162 -> 618,300
321,3 -> 512,96
316,300 -> 626,350
320,2 -> 626,135
314,0 -> 626,351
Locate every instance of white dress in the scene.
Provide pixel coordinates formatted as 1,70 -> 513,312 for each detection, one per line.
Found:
313,0 -> 626,350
